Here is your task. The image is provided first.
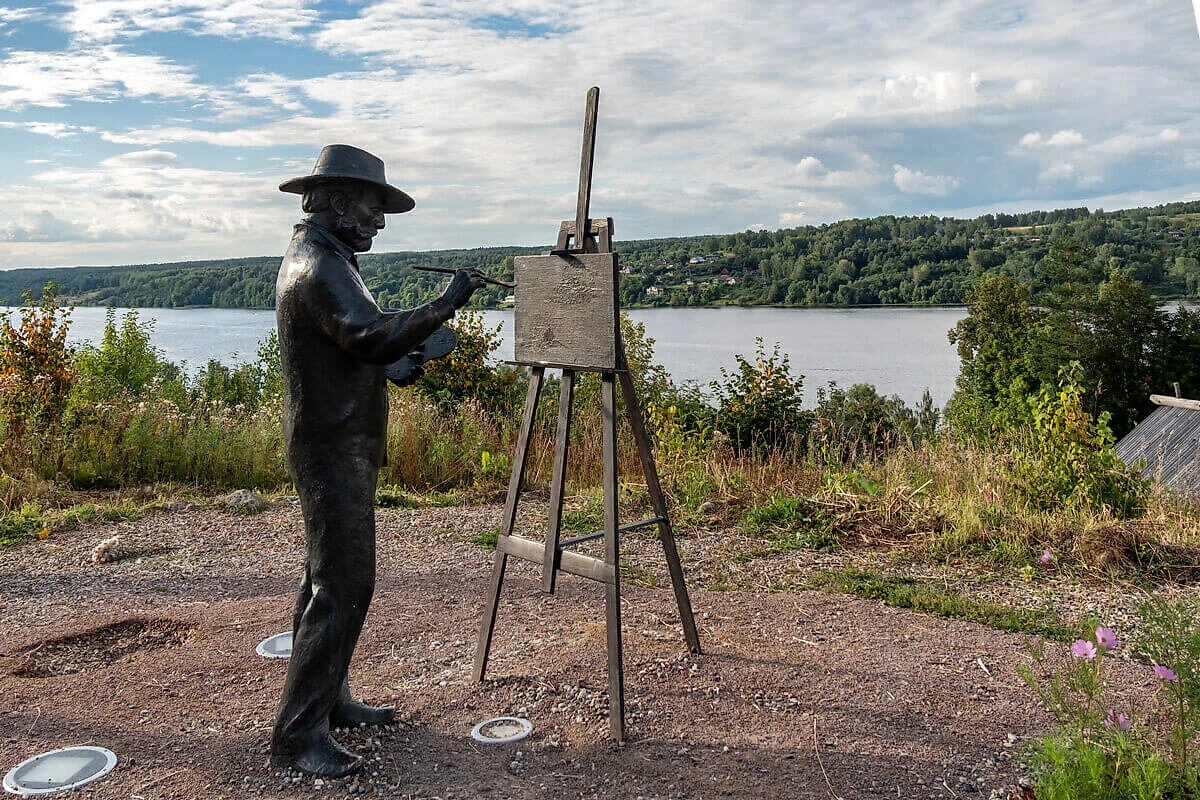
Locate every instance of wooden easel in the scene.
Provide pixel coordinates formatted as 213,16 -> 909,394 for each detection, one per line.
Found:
472,87 -> 701,741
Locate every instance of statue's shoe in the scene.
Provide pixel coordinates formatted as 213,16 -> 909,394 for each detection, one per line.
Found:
331,699 -> 396,728
271,734 -> 363,778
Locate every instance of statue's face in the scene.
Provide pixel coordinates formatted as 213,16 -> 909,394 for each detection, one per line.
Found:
333,185 -> 387,252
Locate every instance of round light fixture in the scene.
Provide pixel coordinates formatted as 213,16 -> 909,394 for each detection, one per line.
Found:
256,632 -> 292,659
470,717 -> 533,744
4,746 -> 116,796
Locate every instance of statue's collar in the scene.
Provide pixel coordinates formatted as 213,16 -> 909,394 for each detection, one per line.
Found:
296,220 -> 359,268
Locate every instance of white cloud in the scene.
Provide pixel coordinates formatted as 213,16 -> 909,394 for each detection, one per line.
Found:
1020,129 -> 1085,148
100,149 -> 180,168
893,164 -> 960,197
232,73 -> 307,113
1006,78 -> 1044,98
778,197 -> 849,228
9,155 -> 287,252
0,46 -> 205,109
1092,128 -> 1183,155
0,6 -> 34,24
2,210 -> 88,242
858,71 -> 983,117
0,120 -> 96,138
58,0 -> 320,43
792,156 -> 877,189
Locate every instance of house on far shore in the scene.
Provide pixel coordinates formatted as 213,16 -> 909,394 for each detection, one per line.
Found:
1116,394 -> 1200,497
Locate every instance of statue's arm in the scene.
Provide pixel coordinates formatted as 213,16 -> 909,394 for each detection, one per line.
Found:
309,261 -> 454,365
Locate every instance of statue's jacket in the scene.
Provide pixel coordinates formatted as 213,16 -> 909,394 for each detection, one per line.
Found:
276,221 -> 448,469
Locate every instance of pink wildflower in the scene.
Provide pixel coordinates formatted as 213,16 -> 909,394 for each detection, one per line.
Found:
1071,640 -> 1097,660
1095,628 -> 1118,650
1104,709 -> 1131,731
1040,549 -> 1052,565
1154,665 -> 1178,682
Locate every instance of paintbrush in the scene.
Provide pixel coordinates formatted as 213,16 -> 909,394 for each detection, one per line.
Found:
412,265 -> 516,289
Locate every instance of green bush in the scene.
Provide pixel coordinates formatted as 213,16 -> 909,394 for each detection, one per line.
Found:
73,308 -> 183,404
416,309 -> 522,419
809,383 -> 936,466
646,401 -> 719,508
0,284 -> 74,436
710,338 -> 808,454
191,359 -> 263,407
1013,363 -> 1146,516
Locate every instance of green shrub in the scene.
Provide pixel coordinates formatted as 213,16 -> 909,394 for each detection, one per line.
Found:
647,401 -> 718,508
0,284 -> 74,436
191,358 -> 263,407
1013,363 -> 1146,516
810,383 -> 935,466
73,308 -> 182,403
0,503 -> 43,548
710,338 -> 808,454
416,309 -> 522,419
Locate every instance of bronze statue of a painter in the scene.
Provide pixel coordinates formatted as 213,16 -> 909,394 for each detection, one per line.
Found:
271,144 -> 485,777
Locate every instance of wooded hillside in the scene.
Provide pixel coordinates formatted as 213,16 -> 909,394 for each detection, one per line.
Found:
2,201 -> 1197,309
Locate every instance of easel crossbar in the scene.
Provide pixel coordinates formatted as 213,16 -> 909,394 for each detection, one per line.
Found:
559,517 -> 665,550
497,533 -> 615,584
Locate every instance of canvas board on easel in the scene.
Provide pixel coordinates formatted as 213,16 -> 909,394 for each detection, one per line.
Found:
512,252 -> 619,372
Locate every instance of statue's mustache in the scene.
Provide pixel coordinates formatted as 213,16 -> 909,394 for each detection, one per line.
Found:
336,214 -> 375,237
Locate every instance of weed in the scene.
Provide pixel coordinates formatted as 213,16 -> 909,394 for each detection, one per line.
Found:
469,527 -> 500,549
814,567 -> 1073,641
621,563 -> 661,587
0,503 -> 42,548
375,490 -> 418,509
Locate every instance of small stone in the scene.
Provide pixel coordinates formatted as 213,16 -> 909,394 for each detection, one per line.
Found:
217,489 -> 268,513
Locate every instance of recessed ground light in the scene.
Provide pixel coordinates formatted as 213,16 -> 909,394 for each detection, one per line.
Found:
256,632 -> 292,659
471,717 -> 533,744
4,746 -> 116,796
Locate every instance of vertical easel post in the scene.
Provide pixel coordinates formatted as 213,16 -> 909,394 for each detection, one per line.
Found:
474,367 -> 545,682
601,372 -> 625,739
575,87 -> 599,253
542,370 -> 576,592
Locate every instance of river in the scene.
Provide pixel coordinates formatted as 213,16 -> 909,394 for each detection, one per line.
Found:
32,306 -> 966,408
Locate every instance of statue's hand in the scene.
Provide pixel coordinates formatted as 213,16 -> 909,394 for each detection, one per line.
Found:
442,269 -> 488,310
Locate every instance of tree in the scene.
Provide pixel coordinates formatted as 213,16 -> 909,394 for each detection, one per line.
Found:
0,284 -> 75,436
1086,269 -> 1161,434
945,273 -> 1036,435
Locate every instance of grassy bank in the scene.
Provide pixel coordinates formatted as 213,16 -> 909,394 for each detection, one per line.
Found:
2,287 -> 1199,582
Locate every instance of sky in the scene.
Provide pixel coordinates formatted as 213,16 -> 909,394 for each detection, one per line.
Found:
0,1 -> 1199,269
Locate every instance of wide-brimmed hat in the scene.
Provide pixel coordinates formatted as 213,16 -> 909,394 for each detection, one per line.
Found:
279,144 -> 415,213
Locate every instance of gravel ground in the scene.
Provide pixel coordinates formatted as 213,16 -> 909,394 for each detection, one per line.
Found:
0,498 -> 1181,799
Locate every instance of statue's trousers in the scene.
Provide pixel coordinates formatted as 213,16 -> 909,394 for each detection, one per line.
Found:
272,449 -> 378,753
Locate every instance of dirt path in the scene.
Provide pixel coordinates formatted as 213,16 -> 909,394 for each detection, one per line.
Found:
0,500 -> 1161,799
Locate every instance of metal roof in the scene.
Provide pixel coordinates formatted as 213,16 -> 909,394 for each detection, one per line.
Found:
1115,401 -> 1200,497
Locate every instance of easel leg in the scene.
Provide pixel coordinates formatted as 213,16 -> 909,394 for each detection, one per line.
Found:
474,368 -> 545,682
542,369 -> 575,593
617,368 -> 702,654
602,373 -> 625,740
